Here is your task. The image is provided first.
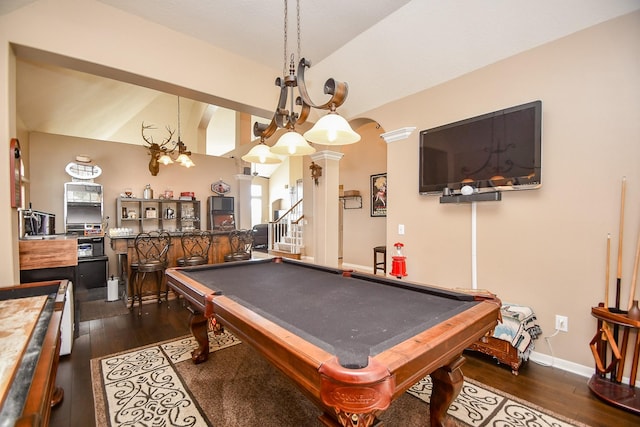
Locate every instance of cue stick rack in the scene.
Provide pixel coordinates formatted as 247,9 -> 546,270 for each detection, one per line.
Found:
588,176 -> 640,413
589,305 -> 640,414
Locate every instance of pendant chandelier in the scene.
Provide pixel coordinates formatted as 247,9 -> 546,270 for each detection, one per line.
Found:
242,0 -> 360,165
142,96 -> 195,176
159,96 -> 195,168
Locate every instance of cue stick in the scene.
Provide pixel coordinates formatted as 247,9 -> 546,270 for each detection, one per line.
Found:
628,229 -> 640,310
612,177 -> 626,380
616,177 -> 626,311
599,234 -> 612,373
605,233 -> 611,308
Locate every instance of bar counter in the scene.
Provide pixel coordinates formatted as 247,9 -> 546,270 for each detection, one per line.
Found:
108,231 -> 232,300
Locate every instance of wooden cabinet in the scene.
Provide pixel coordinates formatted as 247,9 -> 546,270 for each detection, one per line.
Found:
467,336 -> 522,375
116,198 -> 200,232
19,238 -> 78,270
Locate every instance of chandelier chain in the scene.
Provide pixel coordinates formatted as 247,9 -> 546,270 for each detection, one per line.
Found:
244,0 -> 358,160
296,0 -> 301,63
177,96 -> 181,139
283,0 -> 288,76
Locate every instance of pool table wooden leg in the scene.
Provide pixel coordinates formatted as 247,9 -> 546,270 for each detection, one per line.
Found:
429,355 -> 465,427
188,310 -> 210,364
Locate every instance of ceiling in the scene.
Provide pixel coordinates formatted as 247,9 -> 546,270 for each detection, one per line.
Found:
5,0 -> 640,155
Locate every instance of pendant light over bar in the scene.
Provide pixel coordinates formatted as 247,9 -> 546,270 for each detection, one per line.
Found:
141,96 -> 195,175
243,0 -> 360,165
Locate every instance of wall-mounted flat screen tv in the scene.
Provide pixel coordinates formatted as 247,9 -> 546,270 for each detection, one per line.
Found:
419,100 -> 542,195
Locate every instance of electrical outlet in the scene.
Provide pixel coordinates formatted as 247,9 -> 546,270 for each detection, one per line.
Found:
555,315 -> 568,332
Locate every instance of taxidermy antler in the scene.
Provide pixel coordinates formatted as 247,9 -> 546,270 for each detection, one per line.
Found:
141,122 -> 175,176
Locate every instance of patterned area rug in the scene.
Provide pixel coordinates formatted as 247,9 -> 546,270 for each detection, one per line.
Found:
92,331 -> 241,426
408,377 -> 588,427
92,332 -> 588,427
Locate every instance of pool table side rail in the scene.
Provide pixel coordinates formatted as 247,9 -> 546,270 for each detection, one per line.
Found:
347,271 -> 478,301
166,269 -> 220,310
377,300 -> 500,398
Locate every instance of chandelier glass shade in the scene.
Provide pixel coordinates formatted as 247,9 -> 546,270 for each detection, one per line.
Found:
270,130 -> 316,155
303,111 -> 361,145
242,141 -> 282,164
243,0 -> 359,164
176,148 -> 195,168
158,153 -> 173,165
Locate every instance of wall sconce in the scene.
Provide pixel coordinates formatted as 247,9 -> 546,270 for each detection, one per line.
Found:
310,161 -> 322,186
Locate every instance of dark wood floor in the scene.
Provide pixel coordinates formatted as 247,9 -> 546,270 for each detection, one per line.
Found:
50,299 -> 638,427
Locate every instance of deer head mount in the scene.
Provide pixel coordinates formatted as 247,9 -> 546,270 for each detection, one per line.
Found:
141,122 -> 176,176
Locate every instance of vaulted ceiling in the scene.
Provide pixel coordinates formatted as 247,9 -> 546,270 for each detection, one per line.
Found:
4,0 -> 639,156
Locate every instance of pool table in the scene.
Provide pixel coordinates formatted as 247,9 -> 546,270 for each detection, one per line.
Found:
166,257 -> 500,427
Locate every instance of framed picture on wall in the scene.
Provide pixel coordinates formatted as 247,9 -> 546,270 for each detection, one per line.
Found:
371,173 -> 387,217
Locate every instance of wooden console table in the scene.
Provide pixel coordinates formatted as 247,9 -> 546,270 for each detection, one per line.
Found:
0,280 -> 68,425
589,305 -> 640,414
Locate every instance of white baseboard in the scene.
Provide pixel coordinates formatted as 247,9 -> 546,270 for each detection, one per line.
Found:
528,351 -> 594,378
341,262 -> 373,274
529,350 -> 639,387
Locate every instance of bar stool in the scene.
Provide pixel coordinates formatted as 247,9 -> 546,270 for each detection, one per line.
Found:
224,229 -> 254,262
373,245 -> 386,275
130,231 -> 171,315
177,230 -> 212,267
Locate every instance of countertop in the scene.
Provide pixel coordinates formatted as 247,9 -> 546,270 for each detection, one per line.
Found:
107,230 -> 233,239
19,234 -> 78,241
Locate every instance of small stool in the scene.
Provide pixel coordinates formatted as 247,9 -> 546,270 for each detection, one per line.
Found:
373,246 -> 386,275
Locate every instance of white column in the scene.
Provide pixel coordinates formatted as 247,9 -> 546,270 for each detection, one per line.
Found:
309,150 -> 344,268
234,174 -> 253,230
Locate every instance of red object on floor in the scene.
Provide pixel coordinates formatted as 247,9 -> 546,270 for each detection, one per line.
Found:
390,242 -> 407,279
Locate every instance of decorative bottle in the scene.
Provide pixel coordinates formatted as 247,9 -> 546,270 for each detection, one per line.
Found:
143,184 -> 153,200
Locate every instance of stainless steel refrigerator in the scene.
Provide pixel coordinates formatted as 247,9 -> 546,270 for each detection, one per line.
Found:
64,182 -> 108,290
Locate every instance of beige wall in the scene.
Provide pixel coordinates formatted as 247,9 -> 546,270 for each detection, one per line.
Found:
0,0 -> 638,375
28,132 -> 240,277
339,122 -> 388,270
364,12 -> 640,372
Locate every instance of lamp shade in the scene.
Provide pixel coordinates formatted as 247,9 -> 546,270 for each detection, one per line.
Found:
303,112 -> 361,145
242,143 -> 282,164
177,154 -> 195,168
176,153 -> 190,165
270,130 -> 316,156
158,153 -> 174,165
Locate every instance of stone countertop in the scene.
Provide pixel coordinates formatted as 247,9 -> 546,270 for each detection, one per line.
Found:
19,234 -> 78,241
0,295 -> 49,417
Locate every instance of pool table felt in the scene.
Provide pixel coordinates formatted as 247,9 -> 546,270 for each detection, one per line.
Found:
180,260 -> 479,368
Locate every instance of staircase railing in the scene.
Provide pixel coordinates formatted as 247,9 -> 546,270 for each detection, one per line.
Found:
268,199 -> 304,255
